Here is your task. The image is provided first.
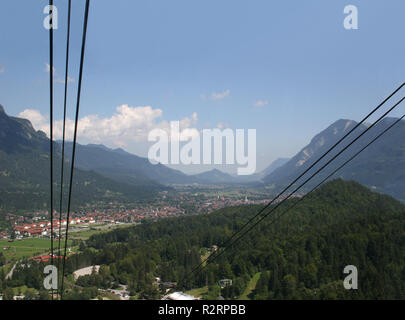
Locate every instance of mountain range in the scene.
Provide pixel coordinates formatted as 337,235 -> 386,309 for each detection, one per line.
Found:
64,141 -> 286,186
259,157 -> 290,178
0,104 -> 270,212
64,142 -> 264,185
0,105 -> 162,212
263,118 -> 405,202
1,102 -> 404,212
63,142 -> 192,186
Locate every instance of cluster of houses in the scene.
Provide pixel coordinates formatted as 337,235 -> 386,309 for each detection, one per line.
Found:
0,231 -> 9,239
13,216 -> 96,238
28,254 -> 71,262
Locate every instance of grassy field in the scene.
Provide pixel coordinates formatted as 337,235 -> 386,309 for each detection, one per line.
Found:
0,238 -> 72,261
200,251 -> 211,267
99,291 -> 121,300
69,223 -> 134,240
239,272 -> 261,300
185,286 -> 208,298
69,229 -> 105,240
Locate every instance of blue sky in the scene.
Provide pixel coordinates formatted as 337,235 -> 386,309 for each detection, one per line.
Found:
1,0 -> 404,174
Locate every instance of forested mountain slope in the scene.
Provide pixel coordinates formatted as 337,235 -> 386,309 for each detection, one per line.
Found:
0,105 -> 159,212
264,118 -> 405,202
34,179 -> 405,300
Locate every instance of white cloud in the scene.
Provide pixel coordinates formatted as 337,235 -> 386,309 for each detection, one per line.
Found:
216,122 -> 230,129
201,90 -> 231,101
179,128 -> 200,142
44,63 -> 56,73
44,63 -> 75,83
18,105 -> 199,147
253,100 -> 269,107
211,89 -> 230,100
55,76 -> 75,84
18,109 -> 47,129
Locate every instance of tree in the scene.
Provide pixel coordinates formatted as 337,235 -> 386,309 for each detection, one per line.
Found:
38,288 -> 50,300
255,271 -> 270,299
3,287 -> 14,300
24,289 -> 37,300
218,262 -> 233,279
282,274 -> 297,299
205,284 -> 221,300
0,253 -> 6,266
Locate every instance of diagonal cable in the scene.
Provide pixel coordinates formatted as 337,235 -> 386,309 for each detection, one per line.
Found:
208,112 -> 405,272
202,83 -> 405,259
264,113 -> 405,239
179,95 -> 405,287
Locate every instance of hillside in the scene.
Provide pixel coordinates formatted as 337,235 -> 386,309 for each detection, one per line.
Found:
260,157 -> 290,178
263,118 -> 405,201
0,105 -> 160,212
192,169 -> 237,184
64,143 -> 261,185
43,179 -> 405,300
64,142 -> 198,185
